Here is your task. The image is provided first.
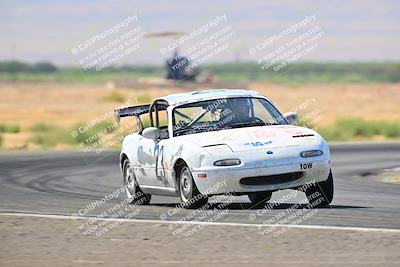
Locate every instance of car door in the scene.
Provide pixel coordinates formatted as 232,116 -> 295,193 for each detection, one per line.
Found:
135,134 -> 158,186
135,101 -> 172,188
152,102 -> 172,188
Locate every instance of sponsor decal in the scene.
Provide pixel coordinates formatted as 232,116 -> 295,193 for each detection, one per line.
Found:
251,129 -> 278,139
243,140 -> 272,147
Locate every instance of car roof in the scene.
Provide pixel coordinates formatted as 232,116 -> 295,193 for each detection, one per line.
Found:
155,89 -> 264,106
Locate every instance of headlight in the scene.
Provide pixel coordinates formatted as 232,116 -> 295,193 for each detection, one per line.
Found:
300,150 -> 323,158
204,144 -> 232,154
214,159 -> 241,166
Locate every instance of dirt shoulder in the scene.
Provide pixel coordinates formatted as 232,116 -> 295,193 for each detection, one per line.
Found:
0,215 -> 399,266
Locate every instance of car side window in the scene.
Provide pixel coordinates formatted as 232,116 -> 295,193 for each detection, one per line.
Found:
157,109 -> 169,139
148,102 -> 170,139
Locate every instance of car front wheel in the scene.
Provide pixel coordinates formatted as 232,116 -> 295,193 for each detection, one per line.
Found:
178,164 -> 208,209
248,191 -> 272,205
305,169 -> 334,208
123,159 -> 151,205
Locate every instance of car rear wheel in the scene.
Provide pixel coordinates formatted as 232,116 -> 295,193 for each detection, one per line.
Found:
248,191 -> 272,205
178,164 -> 208,209
123,159 -> 151,205
305,169 -> 334,208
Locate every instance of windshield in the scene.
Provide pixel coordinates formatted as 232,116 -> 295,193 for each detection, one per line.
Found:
172,97 -> 287,136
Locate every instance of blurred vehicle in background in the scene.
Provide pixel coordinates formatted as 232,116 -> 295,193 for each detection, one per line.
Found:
165,50 -> 200,81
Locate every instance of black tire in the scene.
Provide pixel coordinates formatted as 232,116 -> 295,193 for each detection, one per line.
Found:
305,169 -> 334,208
123,159 -> 151,205
178,164 -> 208,209
248,191 -> 273,205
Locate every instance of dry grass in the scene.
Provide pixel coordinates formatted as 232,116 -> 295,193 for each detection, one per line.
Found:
0,82 -> 399,150
251,83 -> 400,127
0,83 -> 181,129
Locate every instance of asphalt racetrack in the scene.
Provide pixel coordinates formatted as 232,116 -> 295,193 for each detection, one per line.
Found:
1,142 -> 400,229
1,142 -> 400,266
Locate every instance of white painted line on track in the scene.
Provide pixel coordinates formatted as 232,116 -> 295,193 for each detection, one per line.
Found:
1,212 -> 400,234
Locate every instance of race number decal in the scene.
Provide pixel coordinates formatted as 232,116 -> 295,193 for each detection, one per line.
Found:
155,144 -> 168,185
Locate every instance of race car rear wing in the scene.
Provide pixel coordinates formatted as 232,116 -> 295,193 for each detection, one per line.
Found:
114,104 -> 150,124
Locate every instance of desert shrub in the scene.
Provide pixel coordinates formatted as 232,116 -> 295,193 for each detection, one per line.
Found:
29,122 -> 57,132
102,92 -> 126,103
320,119 -> 400,141
0,124 -> 20,133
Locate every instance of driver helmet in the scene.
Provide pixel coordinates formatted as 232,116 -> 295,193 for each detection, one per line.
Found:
232,98 -> 251,120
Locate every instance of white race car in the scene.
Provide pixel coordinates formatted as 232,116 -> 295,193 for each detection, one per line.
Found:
115,89 -> 333,208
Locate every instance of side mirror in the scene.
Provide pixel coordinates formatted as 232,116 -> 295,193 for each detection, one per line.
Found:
142,127 -> 160,140
283,112 -> 298,125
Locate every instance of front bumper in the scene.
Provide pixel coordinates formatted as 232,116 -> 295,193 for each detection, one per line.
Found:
192,159 -> 330,195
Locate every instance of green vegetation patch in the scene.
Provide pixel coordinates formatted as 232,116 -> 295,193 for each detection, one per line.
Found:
102,92 -> 126,103
65,120 -> 117,146
1,61 -> 400,84
0,124 -> 20,133
319,119 -> 400,141
29,122 -> 57,132
29,120 -> 117,148
136,94 -> 151,104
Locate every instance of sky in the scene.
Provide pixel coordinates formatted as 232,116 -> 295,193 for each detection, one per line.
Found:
0,0 -> 399,66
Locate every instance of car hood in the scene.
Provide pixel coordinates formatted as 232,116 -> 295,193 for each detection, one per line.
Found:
177,125 -> 321,152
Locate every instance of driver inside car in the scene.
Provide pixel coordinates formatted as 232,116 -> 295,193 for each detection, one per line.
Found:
221,98 -> 255,125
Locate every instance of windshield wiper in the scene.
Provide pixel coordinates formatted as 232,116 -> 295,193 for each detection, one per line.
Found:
174,127 -> 193,136
175,125 -> 221,136
228,121 -> 267,129
175,121 -> 269,136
